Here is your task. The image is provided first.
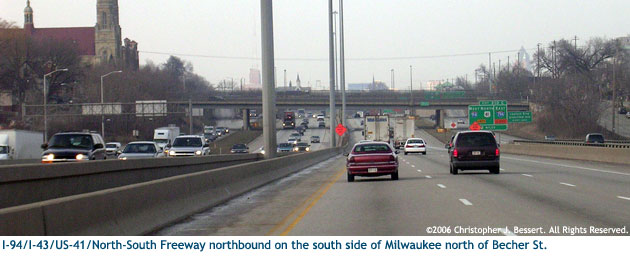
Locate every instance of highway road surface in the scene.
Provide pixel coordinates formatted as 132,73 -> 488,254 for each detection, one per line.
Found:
157,119 -> 630,236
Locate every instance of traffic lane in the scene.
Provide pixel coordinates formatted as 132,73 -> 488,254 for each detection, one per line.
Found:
286,150 -> 499,235
402,150 -> 630,233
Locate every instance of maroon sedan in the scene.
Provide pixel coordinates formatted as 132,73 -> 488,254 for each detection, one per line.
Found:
345,142 -> 399,182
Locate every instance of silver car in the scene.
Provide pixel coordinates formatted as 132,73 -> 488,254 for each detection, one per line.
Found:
118,141 -> 164,160
168,135 -> 211,157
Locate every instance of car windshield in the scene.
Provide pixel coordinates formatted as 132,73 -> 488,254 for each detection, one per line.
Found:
278,143 -> 293,148
106,144 -> 118,148
456,133 -> 497,147
123,143 -> 157,154
232,144 -> 246,149
297,143 -> 309,147
588,134 -> 604,141
48,134 -> 93,149
291,133 -> 300,137
407,140 -> 424,144
353,144 -> 392,154
172,137 -> 202,147
0,146 -> 8,154
311,136 -> 319,138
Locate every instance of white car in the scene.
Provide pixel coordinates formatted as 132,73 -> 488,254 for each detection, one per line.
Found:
626,112 -> 630,119
404,138 -> 426,155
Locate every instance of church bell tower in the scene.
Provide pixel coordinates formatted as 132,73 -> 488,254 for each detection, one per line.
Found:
95,0 -> 122,64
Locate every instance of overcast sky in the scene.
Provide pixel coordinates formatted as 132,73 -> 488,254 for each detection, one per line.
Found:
2,0 -> 630,89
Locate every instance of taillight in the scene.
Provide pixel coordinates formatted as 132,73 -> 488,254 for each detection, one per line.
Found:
453,149 -> 458,157
389,155 -> 396,161
496,148 -> 500,156
348,156 -> 355,163
405,145 -> 412,148
419,145 -> 425,147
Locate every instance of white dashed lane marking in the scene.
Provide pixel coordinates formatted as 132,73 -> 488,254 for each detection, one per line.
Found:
437,184 -> 446,189
425,175 -> 432,179
617,196 -> 630,201
417,169 -> 422,173
522,174 -> 533,177
560,182 -> 576,187
411,165 -> 415,168
459,199 -> 473,206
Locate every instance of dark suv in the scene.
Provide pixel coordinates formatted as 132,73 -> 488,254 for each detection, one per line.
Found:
41,132 -> 107,163
447,131 -> 500,174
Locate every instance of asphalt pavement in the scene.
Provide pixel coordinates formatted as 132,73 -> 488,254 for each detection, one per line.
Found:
157,120 -> 630,236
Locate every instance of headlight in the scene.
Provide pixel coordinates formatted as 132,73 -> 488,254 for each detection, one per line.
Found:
76,154 -> 85,160
169,150 -> 176,156
120,157 -> 127,160
195,150 -> 202,155
226,129 -> 229,133
43,154 -> 54,161
306,147 -> 310,152
293,148 -> 299,152
261,150 -> 265,154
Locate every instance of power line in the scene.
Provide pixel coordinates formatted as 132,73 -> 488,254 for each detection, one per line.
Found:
139,48 -> 532,62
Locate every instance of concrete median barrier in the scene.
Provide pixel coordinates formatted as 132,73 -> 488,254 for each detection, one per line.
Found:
501,143 -> 630,165
0,154 -> 261,209
0,147 -> 342,235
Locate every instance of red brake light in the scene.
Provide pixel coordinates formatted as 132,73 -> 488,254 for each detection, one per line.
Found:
419,145 -> 425,147
496,148 -> 500,156
405,145 -> 412,148
348,156 -> 355,163
453,149 -> 458,157
389,155 -> 396,161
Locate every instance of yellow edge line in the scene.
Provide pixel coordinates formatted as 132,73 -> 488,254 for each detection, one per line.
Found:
266,167 -> 345,236
279,169 -> 345,236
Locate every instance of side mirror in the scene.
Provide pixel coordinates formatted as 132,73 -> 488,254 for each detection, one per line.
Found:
117,150 -> 122,155
41,143 -> 48,149
166,144 -> 171,148
395,150 -> 400,154
343,153 -> 349,156
94,144 -> 104,150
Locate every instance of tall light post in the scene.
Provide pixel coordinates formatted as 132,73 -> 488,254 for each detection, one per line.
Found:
333,11 -> 339,91
328,0 -> 336,147
339,0 -> 346,126
409,65 -> 414,114
391,69 -> 395,90
43,68 -> 68,142
261,0 -> 277,158
101,70 -> 122,140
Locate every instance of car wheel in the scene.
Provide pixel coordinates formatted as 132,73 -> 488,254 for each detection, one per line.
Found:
490,167 -> 500,174
450,164 -> 458,175
404,152 -> 408,155
347,173 -> 354,182
391,172 -> 399,180
422,152 -> 427,155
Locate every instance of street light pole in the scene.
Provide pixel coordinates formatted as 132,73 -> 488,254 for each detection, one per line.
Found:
43,68 -> 68,142
410,65 -> 413,114
100,70 -> 122,140
339,0 -> 346,126
328,0 -> 336,147
261,0 -> 277,158
391,69 -> 395,90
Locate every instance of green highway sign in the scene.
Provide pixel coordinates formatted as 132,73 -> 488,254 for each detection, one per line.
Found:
383,109 -> 395,114
469,100 -> 508,131
508,111 -> 533,123
481,124 -> 508,130
420,102 -> 430,107
480,100 -> 507,106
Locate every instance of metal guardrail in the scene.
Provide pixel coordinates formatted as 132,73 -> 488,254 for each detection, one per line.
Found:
513,140 -> 630,149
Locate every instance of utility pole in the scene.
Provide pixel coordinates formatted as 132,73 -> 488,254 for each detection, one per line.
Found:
612,51 -> 617,134
410,65 -> 414,114
488,52 -> 492,93
507,56 -> 510,73
328,0 -> 336,147
189,99 -> 193,135
339,0 -> 346,126
260,0 -> 277,158
284,69 -> 287,87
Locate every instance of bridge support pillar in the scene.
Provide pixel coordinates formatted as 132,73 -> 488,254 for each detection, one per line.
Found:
242,109 -> 250,131
435,109 -> 445,129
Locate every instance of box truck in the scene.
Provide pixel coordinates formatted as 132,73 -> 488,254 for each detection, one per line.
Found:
0,130 -> 44,160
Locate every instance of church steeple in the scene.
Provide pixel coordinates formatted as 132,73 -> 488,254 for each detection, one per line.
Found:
95,0 -> 122,64
24,0 -> 34,31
